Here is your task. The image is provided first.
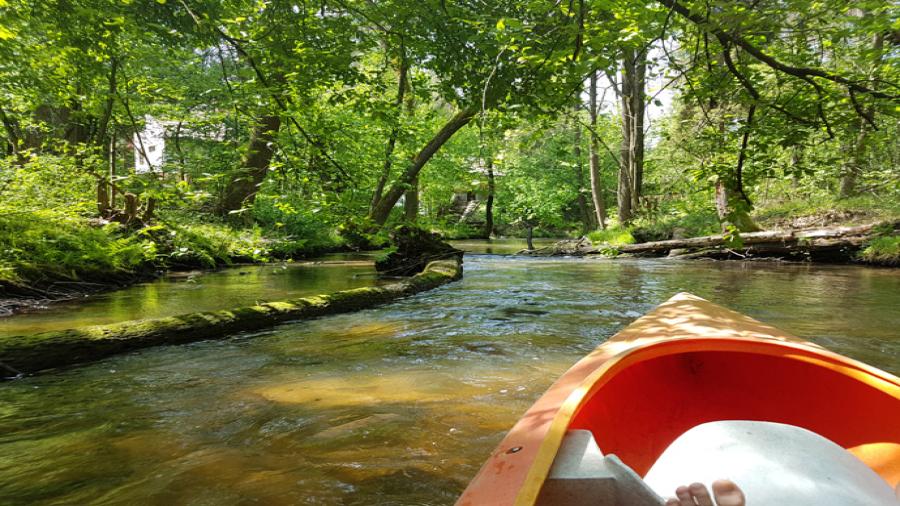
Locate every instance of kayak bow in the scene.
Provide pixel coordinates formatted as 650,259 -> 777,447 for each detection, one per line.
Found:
457,292 -> 900,505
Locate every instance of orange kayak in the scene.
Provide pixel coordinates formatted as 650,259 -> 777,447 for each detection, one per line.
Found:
457,292 -> 900,505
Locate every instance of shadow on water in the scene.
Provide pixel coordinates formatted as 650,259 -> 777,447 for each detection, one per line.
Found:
0,252 -> 898,505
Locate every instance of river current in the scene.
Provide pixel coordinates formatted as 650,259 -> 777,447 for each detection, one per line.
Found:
1,248 -> 898,504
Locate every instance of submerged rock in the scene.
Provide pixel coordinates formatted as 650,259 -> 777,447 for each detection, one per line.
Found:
375,226 -> 463,277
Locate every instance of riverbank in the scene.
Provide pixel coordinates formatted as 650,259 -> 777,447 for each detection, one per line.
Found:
0,258 -> 462,378
524,220 -> 900,265
0,211 -> 354,316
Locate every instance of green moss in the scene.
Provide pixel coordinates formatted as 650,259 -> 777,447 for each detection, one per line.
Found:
858,235 -> 900,265
0,259 -> 462,377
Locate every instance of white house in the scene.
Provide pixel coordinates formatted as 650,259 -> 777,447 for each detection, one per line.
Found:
133,115 -> 225,173
134,116 -> 169,173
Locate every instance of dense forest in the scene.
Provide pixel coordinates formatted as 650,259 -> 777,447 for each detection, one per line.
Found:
0,0 -> 898,292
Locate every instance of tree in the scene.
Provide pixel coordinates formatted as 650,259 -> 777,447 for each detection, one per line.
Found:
618,47 -> 646,220
363,0 -> 593,230
587,72 -> 607,229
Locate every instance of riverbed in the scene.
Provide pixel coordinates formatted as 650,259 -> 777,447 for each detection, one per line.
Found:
1,250 -> 898,505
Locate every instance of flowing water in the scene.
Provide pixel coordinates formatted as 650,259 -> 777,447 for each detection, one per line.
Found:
1,248 -> 898,505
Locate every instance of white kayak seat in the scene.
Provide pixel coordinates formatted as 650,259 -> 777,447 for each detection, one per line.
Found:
643,420 -> 898,506
536,429 -> 664,505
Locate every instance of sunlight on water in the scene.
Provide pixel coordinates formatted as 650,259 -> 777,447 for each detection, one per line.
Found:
0,252 -> 898,504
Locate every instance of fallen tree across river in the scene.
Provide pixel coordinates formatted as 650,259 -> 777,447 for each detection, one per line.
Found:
0,258 -> 462,378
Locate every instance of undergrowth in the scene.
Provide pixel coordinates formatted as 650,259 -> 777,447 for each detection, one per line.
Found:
858,235 -> 900,265
0,211 -> 154,286
753,194 -> 900,228
0,210 -> 344,290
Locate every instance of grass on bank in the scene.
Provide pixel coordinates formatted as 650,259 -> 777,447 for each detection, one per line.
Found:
753,194 -> 900,229
0,210 -> 343,289
587,227 -> 636,245
858,236 -> 900,266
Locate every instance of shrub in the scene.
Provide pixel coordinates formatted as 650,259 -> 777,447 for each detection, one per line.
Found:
251,195 -> 343,253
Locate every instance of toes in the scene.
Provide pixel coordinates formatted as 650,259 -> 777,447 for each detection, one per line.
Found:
689,482 -> 715,506
675,485 -> 694,506
665,499 -> 680,506
711,479 -> 746,506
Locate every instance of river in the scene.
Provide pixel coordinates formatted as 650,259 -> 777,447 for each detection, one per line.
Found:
1,247 -> 898,505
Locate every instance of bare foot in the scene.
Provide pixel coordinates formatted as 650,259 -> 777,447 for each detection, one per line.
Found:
664,479 -> 745,506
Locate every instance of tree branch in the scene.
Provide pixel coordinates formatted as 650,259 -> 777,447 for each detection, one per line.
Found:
657,0 -> 898,101
177,0 -> 351,181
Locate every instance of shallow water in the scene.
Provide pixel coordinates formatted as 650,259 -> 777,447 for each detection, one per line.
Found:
1,252 -> 898,505
0,253 -> 383,336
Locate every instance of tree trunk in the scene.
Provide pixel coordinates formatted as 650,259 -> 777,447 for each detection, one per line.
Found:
97,125 -> 115,218
526,226 -> 534,250
123,193 -> 139,225
484,158 -> 495,237
629,50 -> 646,211
618,48 -> 646,223
97,180 -> 111,218
368,108 -> 477,228
371,45 -> 409,213
715,178 -> 759,233
715,105 -> 760,233
109,133 -> 117,208
94,59 -> 118,217
588,72 -> 607,230
174,120 -> 187,182
404,176 -> 419,221
617,50 -> 634,224
839,28 -> 883,197
572,114 -> 594,233
220,115 -> 281,216
93,59 -> 117,148
790,146 -> 802,189
839,117 -> 868,198
0,105 -> 21,157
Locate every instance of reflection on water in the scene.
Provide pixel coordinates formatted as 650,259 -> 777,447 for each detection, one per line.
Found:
0,253 -> 383,336
1,254 -> 898,505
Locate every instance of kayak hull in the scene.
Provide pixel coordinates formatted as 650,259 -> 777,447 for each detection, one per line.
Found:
456,293 -> 900,506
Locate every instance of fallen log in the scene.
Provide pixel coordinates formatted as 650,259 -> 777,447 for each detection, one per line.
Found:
613,221 -> 898,255
0,258 -> 462,378
664,236 -> 873,262
517,237 -> 593,256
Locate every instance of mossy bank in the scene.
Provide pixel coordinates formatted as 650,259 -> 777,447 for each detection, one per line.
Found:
0,259 -> 462,378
